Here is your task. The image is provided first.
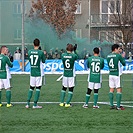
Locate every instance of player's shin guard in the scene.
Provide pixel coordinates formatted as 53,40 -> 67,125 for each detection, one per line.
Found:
66,91 -> 73,104
85,88 -> 92,104
116,92 -> 122,108
94,93 -> 98,106
6,90 -> 11,104
109,92 -> 114,107
60,90 -> 66,103
0,91 -> 2,104
34,89 -> 40,106
27,89 -> 33,105
85,94 -> 90,104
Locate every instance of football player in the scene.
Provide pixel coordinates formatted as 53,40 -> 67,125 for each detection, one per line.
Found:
25,38 -> 45,109
59,43 -> 78,107
107,44 -> 126,110
83,47 -> 104,109
0,46 -> 13,107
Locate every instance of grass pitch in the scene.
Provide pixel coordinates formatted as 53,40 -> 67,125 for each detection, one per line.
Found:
0,74 -> 133,133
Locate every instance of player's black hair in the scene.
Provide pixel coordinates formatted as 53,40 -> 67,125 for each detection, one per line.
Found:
111,44 -> 119,51
119,46 -> 123,51
33,38 -> 40,46
93,47 -> 99,54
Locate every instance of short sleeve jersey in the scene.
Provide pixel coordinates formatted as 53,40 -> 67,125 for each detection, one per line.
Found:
61,52 -> 78,77
28,49 -> 45,77
107,53 -> 126,76
0,54 -> 13,79
87,56 -> 104,83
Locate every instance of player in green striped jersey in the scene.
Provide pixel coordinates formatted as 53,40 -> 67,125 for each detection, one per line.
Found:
59,44 -> 78,107
107,44 -> 126,110
0,46 -> 13,107
83,47 -> 104,109
25,39 -> 45,109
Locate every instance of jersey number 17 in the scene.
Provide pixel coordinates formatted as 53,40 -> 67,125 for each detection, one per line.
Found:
30,55 -> 39,65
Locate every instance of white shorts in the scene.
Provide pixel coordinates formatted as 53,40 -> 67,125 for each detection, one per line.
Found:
0,79 -> 11,90
109,75 -> 122,88
88,82 -> 101,90
62,76 -> 75,88
30,76 -> 42,87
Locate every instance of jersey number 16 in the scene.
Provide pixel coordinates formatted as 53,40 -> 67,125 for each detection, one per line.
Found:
91,62 -> 100,72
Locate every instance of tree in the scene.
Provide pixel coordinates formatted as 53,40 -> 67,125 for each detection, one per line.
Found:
29,0 -> 79,37
102,0 -> 133,50
90,0 -> 133,54
110,0 -> 133,48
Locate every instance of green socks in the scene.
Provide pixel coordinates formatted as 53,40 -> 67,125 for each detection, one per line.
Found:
116,93 -> 122,108
85,93 -> 98,106
6,90 -> 11,104
0,91 -> 2,104
66,91 -> 73,104
27,88 -> 41,106
85,94 -> 90,104
27,89 -> 33,105
109,92 -> 114,107
60,90 -> 66,103
109,92 -> 122,107
34,89 -> 40,106
94,93 -> 98,106
60,90 -> 73,104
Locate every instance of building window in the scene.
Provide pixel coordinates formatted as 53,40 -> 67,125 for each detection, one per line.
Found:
75,29 -> 82,38
13,3 -> 28,15
100,0 -> 122,23
75,3 -> 81,14
13,3 -> 22,14
14,29 -> 21,40
99,31 -> 123,43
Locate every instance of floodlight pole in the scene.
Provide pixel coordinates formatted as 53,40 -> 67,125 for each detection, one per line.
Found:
22,0 -> 25,72
88,0 -> 91,44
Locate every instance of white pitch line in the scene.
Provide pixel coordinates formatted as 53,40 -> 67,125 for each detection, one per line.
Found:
120,104 -> 133,108
56,75 -> 63,81
2,101 -> 133,108
75,79 -> 133,82
2,101 -> 133,104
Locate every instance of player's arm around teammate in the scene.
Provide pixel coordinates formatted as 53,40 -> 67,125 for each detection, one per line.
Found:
83,47 -> 104,109
59,44 -> 78,107
0,46 -> 13,108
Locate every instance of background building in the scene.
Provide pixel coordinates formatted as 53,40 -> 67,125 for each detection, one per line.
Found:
0,0 -> 132,57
